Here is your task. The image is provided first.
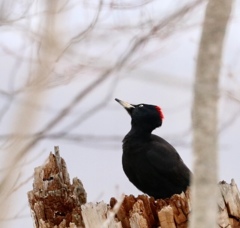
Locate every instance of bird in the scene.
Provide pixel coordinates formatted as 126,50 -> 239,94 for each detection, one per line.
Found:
115,98 -> 191,199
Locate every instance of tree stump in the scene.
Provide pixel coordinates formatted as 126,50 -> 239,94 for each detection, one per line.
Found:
28,146 -> 86,228
28,147 -> 240,227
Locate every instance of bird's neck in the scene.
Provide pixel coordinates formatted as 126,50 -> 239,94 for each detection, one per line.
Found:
127,126 -> 153,139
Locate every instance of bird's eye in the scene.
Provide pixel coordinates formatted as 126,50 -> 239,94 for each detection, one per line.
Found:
139,104 -> 144,107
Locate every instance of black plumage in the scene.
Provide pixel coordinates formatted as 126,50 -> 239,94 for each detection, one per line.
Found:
115,98 -> 191,199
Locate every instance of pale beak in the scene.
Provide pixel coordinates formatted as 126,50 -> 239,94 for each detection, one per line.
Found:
115,98 -> 135,116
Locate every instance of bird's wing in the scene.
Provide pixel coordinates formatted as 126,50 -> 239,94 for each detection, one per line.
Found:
146,140 -> 191,185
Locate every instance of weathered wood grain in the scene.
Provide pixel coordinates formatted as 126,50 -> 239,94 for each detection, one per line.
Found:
28,148 -> 240,228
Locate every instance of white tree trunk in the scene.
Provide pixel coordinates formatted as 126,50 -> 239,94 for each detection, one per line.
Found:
190,0 -> 233,227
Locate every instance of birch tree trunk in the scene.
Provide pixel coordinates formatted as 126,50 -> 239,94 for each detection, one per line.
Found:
190,0 -> 233,227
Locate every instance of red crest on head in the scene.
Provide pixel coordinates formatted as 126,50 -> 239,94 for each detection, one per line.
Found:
155,106 -> 164,119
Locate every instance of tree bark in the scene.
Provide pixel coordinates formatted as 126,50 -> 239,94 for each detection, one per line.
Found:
28,147 -> 87,228
190,0 -> 233,227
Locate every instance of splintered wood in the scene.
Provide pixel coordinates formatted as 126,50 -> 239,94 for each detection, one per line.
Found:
28,146 -> 87,228
110,192 -> 190,228
28,148 -> 240,228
